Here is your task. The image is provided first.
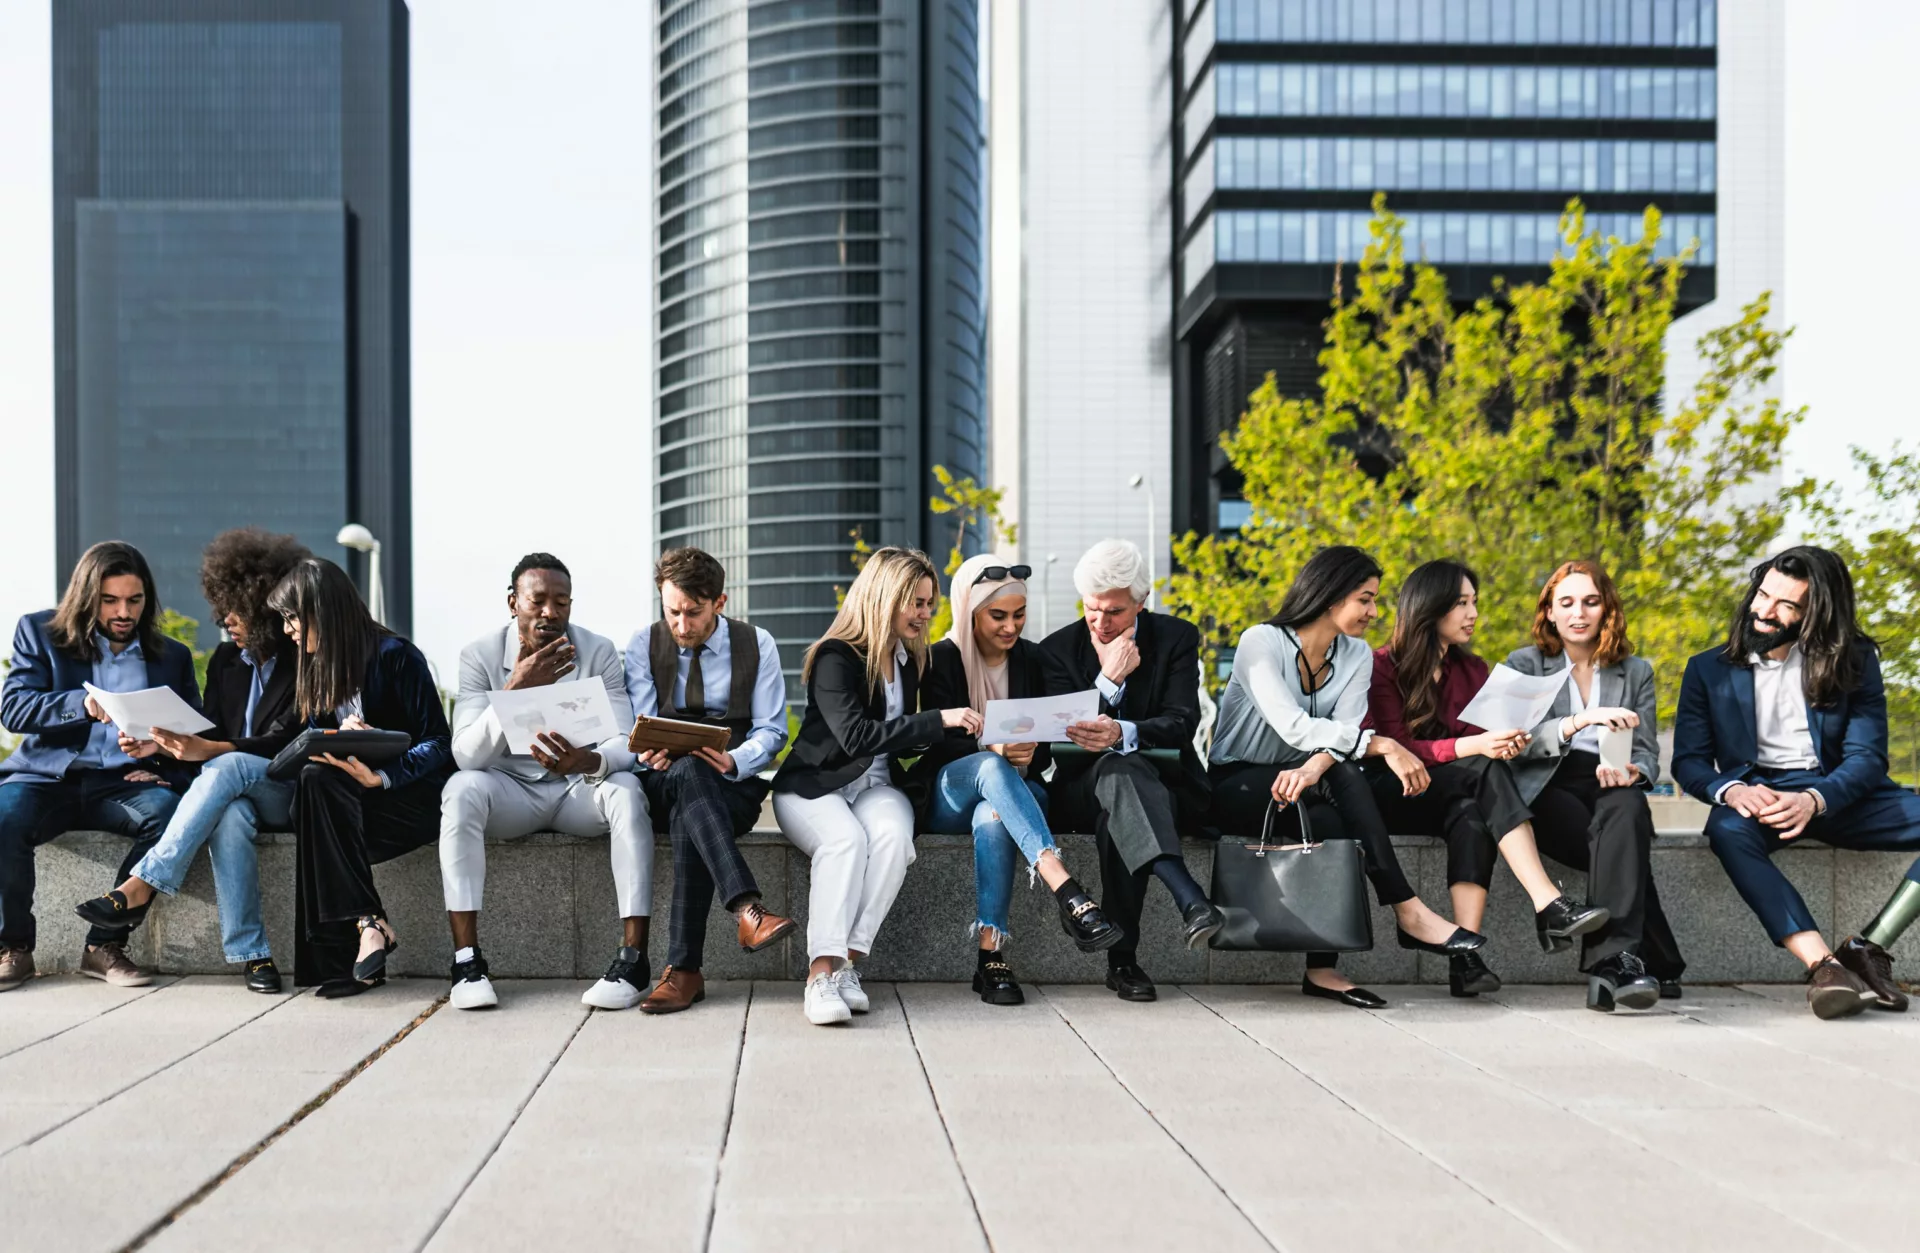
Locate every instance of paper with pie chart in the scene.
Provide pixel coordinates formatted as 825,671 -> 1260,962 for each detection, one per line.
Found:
488,681 -> 618,755
979,690 -> 1100,745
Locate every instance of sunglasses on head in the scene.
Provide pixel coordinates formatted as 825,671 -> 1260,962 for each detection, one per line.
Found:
971,564 -> 1031,585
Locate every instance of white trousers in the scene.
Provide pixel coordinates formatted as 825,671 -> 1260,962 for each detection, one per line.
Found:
439,769 -> 651,917
773,779 -> 916,962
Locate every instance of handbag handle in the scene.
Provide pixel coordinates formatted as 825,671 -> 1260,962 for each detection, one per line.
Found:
1255,794 -> 1317,856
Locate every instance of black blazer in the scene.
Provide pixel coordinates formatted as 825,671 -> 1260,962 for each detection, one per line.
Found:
305,634 -> 453,792
773,638 -> 943,800
203,642 -> 301,761
1037,610 -> 1209,800
912,637 -> 1053,780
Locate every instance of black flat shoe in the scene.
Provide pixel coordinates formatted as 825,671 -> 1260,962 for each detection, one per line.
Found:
1058,892 -> 1124,953
1658,979 -> 1683,1000
1105,962 -> 1157,1002
1396,924 -> 1487,956
1449,950 -> 1502,998
1586,952 -> 1661,1013
315,976 -> 381,999
351,916 -> 399,983
1301,976 -> 1387,1009
972,955 -> 1025,1006
1535,896 -> 1610,954
74,890 -> 150,930
1181,901 -> 1225,950
244,959 -> 283,994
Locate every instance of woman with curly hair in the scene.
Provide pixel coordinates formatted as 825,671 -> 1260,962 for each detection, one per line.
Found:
72,528 -> 311,993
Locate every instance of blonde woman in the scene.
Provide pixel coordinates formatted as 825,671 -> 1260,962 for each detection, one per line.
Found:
773,548 -> 981,1025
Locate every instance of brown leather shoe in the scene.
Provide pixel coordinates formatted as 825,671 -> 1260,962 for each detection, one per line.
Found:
0,946 -> 34,992
639,965 -> 706,1015
736,902 -> 795,952
1837,936 -> 1909,1011
80,942 -> 154,987
1807,954 -> 1871,1020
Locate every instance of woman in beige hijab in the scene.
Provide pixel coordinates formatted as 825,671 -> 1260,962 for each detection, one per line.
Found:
918,553 -> 1120,1005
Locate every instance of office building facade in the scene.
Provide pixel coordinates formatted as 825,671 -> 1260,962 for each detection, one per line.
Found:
652,0 -> 986,694
53,0 -> 412,642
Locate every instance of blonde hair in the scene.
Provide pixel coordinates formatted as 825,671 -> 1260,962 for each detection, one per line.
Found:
803,546 -> 940,694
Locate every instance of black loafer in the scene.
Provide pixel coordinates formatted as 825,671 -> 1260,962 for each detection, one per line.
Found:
1105,962 -> 1157,1002
972,956 -> 1025,1006
74,890 -> 150,930
1396,925 -> 1487,956
1301,976 -> 1387,1009
1535,895 -> 1610,954
244,959 -> 282,995
1586,952 -> 1661,1012
1058,892 -> 1124,953
1658,979 -> 1683,1000
1449,950 -> 1502,998
1181,901 -> 1225,950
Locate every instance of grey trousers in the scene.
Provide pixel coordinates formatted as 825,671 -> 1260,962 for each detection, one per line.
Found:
439,769 -> 651,917
1056,753 -> 1184,959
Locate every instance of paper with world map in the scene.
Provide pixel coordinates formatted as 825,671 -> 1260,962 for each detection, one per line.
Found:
487,681 -> 618,755
978,690 -> 1099,746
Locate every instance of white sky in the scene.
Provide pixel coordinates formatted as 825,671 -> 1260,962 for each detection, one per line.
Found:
0,1 -> 1913,680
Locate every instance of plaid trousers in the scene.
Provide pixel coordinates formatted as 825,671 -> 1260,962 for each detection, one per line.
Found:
639,755 -> 768,970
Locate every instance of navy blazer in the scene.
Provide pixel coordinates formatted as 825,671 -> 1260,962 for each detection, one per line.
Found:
305,634 -> 453,792
0,610 -> 202,784
1671,639 -> 1891,814
1038,610 -> 1210,800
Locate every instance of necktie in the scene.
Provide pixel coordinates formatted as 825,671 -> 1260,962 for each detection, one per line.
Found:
684,646 -> 706,718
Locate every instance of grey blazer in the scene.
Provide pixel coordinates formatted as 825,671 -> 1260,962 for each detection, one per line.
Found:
451,622 -> 636,779
1503,644 -> 1659,804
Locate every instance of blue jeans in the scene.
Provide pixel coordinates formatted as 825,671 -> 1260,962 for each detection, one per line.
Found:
926,752 -> 1055,942
131,753 -> 292,963
0,771 -> 180,949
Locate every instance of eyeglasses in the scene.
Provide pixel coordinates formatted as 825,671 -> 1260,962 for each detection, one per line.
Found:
971,565 -> 1032,585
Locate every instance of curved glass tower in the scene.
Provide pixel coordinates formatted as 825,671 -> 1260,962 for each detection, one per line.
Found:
653,0 -> 985,697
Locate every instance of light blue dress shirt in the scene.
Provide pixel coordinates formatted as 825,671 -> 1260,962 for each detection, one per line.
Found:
241,650 -> 277,739
623,622 -> 789,779
1095,670 -> 1142,755
73,633 -> 148,770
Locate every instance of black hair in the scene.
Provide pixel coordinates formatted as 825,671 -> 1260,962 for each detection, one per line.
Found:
1388,559 -> 1480,737
267,558 -> 389,720
50,541 -> 164,662
1722,545 -> 1873,706
1270,546 -> 1384,630
510,552 -> 571,591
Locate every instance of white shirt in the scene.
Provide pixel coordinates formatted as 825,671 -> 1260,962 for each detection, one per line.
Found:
1752,645 -> 1822,770
1209,625 -> 1372,765
852,642 -> 909,795
1562,670 -> 1604,757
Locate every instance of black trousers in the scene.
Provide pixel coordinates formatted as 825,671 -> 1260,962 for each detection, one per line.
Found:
293,762 -> 445,986
1374,755 -> 1533,889
1212,757 -> 1419,971
1054,753 -> 1187,962
640,756 -> 768,971
1529,751 -> 1686,977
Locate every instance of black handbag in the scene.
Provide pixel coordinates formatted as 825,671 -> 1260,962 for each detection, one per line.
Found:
1208,796 -> 1374,953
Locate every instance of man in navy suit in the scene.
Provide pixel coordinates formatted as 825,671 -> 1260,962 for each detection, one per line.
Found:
0,541 -> 202,991
1674,546 -> 1920,1019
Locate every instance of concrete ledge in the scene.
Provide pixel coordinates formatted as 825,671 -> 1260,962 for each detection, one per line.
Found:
33,789 -> 1908,984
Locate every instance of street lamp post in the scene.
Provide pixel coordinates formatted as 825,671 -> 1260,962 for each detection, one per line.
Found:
336,523 -> 386,625
1128,474 -> 1156,605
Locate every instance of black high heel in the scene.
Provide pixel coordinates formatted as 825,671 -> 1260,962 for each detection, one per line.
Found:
1395,924 -> 1487,956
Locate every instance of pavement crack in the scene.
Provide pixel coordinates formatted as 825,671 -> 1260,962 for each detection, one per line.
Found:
702,980 -> 754,1253
119,990 -> 446,1253
895,985 -> 993,1252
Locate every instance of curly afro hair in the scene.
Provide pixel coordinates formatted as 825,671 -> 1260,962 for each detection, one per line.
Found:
200,527 -> 313,653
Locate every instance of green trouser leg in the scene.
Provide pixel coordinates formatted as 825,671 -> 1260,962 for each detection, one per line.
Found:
1861,879 -> 1920,949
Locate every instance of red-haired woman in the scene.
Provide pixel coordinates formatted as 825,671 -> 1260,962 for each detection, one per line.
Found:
1504,560 -> 1684,1010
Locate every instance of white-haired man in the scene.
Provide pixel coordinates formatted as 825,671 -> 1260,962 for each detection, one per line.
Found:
1039,539 -> 1222,1002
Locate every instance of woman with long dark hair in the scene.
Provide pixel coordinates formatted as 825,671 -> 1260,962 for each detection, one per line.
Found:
269,558 -> 452,993
1366,560 -> 1607,997
1210,547 -> 1485,1008
1503,560 -> 1681,1010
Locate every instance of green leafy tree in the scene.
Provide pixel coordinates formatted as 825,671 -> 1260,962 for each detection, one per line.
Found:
155,609 -> 212,694
1162,196 -> 1808,723
838,466 -> 1018,642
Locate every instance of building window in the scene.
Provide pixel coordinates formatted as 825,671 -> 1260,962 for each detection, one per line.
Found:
1207,0 -> 1715,47
1208,207 -> 1714,265
1210,136 -> 1715,193
1215,63 -> 1715,120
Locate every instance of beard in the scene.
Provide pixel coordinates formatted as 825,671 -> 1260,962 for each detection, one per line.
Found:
1738,612 -> 1802,656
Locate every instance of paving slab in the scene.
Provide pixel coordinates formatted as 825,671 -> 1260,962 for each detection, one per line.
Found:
0,973 -> 169,1059
426,982 -> 750,1252
145,980 -> 586,1253
706,981 -> 985,1253
0,983 -> 437,1253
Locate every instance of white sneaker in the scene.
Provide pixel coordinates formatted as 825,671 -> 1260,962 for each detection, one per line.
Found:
804,971 -> 851,1025
580,945 -> 647,1010
449,951 -> 498,1010
834,965 -> 871,1014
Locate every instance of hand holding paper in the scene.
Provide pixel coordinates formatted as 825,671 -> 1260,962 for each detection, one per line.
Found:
487,682 -> 617,756
1456,664 -> 1570,734
979,690 -> 1099,745
83,682 -> 213,742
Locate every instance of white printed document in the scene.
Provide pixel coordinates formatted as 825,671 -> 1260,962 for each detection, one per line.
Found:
1456,664 -> 1570,734
979,690 -> 1100,745
83,682 -> 214,742
1598,726 -> 1634,771
488,682 -> 618,756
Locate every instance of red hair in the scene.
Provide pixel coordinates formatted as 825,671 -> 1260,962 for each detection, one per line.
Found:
1532,560 -> 1632,667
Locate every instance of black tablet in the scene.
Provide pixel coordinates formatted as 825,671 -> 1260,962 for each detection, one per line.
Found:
267,728 -> 413,782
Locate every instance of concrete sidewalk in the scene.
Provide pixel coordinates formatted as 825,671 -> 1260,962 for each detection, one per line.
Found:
3,975 -> 1914,1252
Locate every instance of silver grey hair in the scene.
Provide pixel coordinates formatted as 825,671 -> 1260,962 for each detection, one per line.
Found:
1073,539 -> 1150,602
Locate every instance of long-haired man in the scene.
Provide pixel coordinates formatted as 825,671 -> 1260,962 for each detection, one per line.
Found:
1674,545 -> 1920,1019
0,541 -> 203,990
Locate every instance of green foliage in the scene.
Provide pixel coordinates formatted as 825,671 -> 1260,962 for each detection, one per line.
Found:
1162,196 -> 1808,724
837,467 -> 1019,643
154,609 -> 212,694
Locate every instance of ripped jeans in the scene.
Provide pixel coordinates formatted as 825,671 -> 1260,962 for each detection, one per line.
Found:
925,752 -> 1054,946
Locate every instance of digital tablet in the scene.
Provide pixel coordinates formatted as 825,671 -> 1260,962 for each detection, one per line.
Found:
267,728 -> 413,782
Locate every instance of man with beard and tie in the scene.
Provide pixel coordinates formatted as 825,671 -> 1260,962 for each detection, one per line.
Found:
0,541 -> 202,991
1674,546 -> 1920,1019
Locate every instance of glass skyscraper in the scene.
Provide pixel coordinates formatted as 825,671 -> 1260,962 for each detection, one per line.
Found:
53,0 -> 412,641
653,0 -> 986,696
1174,0 -> 1720,536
